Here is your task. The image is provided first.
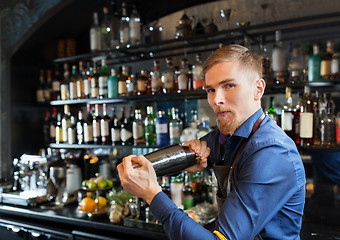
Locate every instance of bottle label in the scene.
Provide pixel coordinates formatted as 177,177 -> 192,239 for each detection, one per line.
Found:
60,84 -> 68,100
111,128 -> 120,142
76,123 -> 83,142
84,124 -> 93,142
69,82 -> 76,99
90,28 -> 101,51
76,80 -> 84,98
300,112 -> 313,138
183,195 -> 194,210
44,90 -> 51,102
170,126 -> 180,138
161,73 -> 174,89
272,48 -> 286,72
55,126 -> 62,143
178,74 -> 188,90
130,21 -> 141,44
91,87 -> 99,98
320,60 -> 332,77
50,125 -> 56,138
156,123 -> 168,134
281,111 -> 293,131
120,128 -> 132,142
118,81 -> 127,95
52,81 -> 60,91
151,75 -> 161,90
170,183 -> 183,208
331,59 -> 339,75
36,90 -> 44,102
99,76 -> 108,96
67,128 -> 76,144
93,120 -> 100,137
84,79 -> 90,96
137,80 -> 146,92
120,27 -> 129,45
100,120 -> 110,137
61,119 -> 71,142
133,123 -> 144,140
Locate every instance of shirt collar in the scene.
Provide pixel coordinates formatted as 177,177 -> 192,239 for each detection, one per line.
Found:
233,108 -> 264,138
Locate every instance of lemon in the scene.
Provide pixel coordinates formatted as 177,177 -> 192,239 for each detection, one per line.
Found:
97,180 -> 107,189
95,196 -> 107,209
87,181 -> 97,189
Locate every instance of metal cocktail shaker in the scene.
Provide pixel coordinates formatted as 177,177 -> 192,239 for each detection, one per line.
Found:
144,144 -> 197,176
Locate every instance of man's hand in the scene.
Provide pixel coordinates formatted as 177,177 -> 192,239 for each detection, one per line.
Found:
117,155 -> 162,205
183,139 -> 210,172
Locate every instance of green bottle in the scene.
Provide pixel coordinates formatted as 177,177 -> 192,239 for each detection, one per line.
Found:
308,44 -> 321,81
107,68 -> 118,98
144,106 -> 156,146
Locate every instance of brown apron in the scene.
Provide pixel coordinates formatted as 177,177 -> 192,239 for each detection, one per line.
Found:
213,113 -> 265,240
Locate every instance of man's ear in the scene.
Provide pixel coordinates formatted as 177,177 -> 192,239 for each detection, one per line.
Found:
254,78 -> 266,100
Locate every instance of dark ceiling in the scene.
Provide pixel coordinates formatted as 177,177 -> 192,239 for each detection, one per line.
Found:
13,0 -> 219,63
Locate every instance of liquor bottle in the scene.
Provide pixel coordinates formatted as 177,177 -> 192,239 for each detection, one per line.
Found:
189,109 -> 200,129
192,53 -> 204,90
36,69 -> 45,103
182,172 -> 194,210
44,69 -> 52,102
145,106 -> 156,146
177,59 -> 192,93
136,69 -> 148,95
299,86 -> 314,147
119,2 -> 129,47
293,92 -> 301,145
191,172 -> 202,205
91,61 -> 100,99
289,47 -> 304,83
60,63 -> 70,100
120,107 -> 133,145
51,65 -> 61,101
84,63 -> 91,99
101,7 -> 112,51
69,65 -> 78,100
118,65 -> 128,96
320,40 -> 334,79
156,110 -> 169,146
259,36 -> 271,83
99,59 -> 109,99
126,73 -> 136,96
61,104 -> 71,143
83,104 -> 94,144
76,61 -> 85,99
55,112 -> 63,144
331,51 -> 340,79
76,110 -> 84,145
320,95 -> 336,146
161,176 -> 171,199
110,0 -> 120,48
90,12 -> 101,52
267,97 -> 279,125
108,68 -> 118,98
43,110 -> 51,145
161,58 -> 175,94
49,107 -> 57,143
281,87 -> 294,138
92,104 -> 102,144
132,109 -> 145,145
67,115 -> 76,144
151,60 -> 162,94
308,44 -> 321,81
129,4 -> 141,45
169,107 -> 183,145
197,117 -> 211,139
170,173 -> 183,209
272,30 -> 288,84
100,103 -> 111,145
313,91 -> 323,146
110,107 -> 121,145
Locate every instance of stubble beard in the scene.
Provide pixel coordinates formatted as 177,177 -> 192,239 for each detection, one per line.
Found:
216,112 -> 242,136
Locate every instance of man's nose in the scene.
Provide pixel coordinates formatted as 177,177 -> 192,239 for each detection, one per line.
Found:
214,89 -> 225,106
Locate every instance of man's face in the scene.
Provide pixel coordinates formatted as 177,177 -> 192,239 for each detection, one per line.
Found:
204,61 -> 259,135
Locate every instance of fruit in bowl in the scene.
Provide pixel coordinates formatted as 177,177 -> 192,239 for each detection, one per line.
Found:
81,175 -> 113,190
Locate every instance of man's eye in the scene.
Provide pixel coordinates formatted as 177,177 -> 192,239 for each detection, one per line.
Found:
205,88 -> 214,93
225,84 -> 234,88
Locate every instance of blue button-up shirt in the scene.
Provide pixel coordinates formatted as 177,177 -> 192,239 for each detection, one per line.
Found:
150,108 -> 306,240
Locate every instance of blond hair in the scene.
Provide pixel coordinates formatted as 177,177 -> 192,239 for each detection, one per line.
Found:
203,44 -> 262,79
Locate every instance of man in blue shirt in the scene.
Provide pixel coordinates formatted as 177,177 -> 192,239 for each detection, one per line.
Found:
117,44 -> 306,239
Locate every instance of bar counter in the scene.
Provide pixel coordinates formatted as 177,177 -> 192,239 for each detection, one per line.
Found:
0,201 -> 340,239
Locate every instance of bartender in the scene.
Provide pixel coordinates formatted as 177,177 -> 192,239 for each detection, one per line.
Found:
117,44 -> 306,240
